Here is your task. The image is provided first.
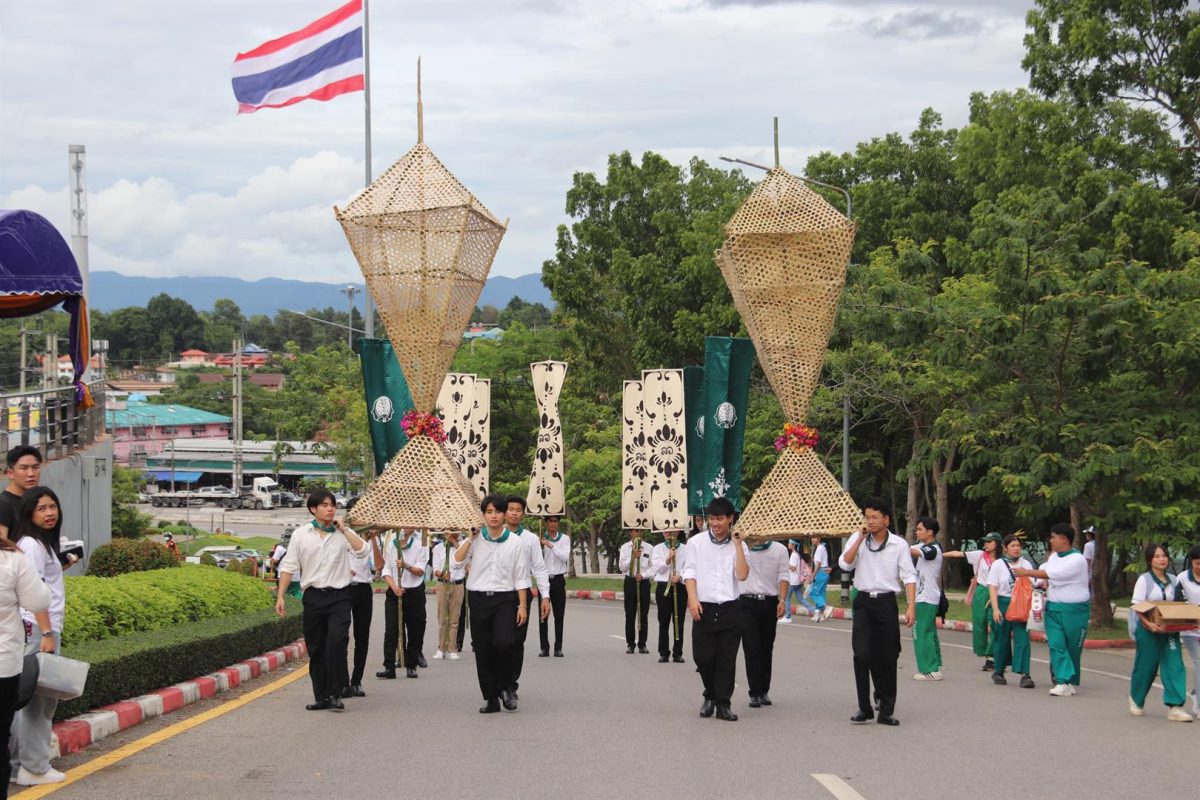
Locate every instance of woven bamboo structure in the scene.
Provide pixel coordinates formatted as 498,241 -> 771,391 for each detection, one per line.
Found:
716,168 -> 862,540
336,102 -> 506,531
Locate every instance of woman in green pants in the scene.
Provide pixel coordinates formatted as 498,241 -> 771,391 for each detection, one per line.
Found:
986,534 -> 1035,688
946,532 -> 1002,671
1014,523 -> 1089,697
1128,543 -> 1193,722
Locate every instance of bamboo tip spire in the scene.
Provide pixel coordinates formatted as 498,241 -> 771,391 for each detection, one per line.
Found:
773,116 -> 780,169
417,57 -> 424,143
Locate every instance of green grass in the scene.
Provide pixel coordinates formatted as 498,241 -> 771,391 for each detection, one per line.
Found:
177,535 -> 280,556
566,576 -> 625,591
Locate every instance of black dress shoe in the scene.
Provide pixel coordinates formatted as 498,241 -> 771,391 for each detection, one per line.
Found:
982,659 -> 994,672
993,673 -> 1007,685
510,690 -> 519,701
480,698 -> 501,714
659,655 -> 669,663
877,714 -> 900,726
626,645 -> 635,654
500,690 -> 518,711
748,696 -> 762,708
699,699 -> 715,718
340,685 -> 354,699
328,696 -> 345,712
554,650 -> 563,657
351,684 -> 365,697
759,694 -> 772,706
376,668 -> 396,679
715,706 -> 738,722
850,710 -> 874,723
538,649 -> 550,658
417,654 -> 428,668
637,645 -> 649,654
406,667 -> 418,679
672,655 -> 685,663
306,698 -> 332,711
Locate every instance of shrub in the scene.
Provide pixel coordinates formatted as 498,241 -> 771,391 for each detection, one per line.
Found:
227,558 -> 258,578
87,539 -> 181,577
56,601 -> 303,720
158,519 -> 172,529
62,566 -> 274,646
200,552 -> 217,566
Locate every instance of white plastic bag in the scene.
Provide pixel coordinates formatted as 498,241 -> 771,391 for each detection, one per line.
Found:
1027,587 -> 1047,633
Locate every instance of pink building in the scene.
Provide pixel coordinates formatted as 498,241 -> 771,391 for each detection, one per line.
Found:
106,399 -> 232,466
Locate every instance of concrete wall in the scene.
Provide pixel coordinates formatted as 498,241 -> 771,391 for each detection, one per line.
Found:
41,438 -> 113,572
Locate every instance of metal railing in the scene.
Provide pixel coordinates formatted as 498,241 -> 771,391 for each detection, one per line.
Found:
0,381 -> 106,460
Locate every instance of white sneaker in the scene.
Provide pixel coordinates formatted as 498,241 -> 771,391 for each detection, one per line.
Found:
778,617 -> 792,625
1190,691 -> 1198,715
447,652 -> 460,661
15,767 -> 66,786
1049,683 -> 1073,697
1166,706 -> 1194,722
433,650 -> 444,660
1129,697 -> 1145,716
1069,685 -> 1078,696
825,606 -> 836,621
810,611 -> 822,623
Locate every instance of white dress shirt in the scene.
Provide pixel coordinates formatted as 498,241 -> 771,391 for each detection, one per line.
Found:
348,544 -> 374,584
838,531 -> 916,594
18,537 -> 65,632
0,549 -> 50,678
1044,550 -> 1090,603
277,521 -> 367,590
513,528 -> 550,595
382,533 -> 430,590
431,541 -> 467,582
911,541 -> 943,605
619,540 -> 654,578
457,531 -> 532,593
681,533 -> 746,604
651,542 -> 686,583
1176,571 -> 1200,640
740,542 -> 789,597
985,557 -> 1033,598
787,550 -> 801,585
541,533 -> 571,577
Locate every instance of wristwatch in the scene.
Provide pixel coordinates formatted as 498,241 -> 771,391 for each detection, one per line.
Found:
41,631 -> 55,638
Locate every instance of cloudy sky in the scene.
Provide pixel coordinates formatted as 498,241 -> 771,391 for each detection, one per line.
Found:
1,0 -> 1036,287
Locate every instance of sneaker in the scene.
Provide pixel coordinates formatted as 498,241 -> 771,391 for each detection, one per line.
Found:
1166,706 -> 1194,723
15,767 -> 66,786
1129,697 -> 1145,716
778,617 -> 792,625
981,659 -> 994,672
448,652 -> 460,661
992,673 -> 1007,685
914,672 -> 942,681
1049,683 -> 1073,697
1019,674 -> 1035,689
433,650 -> 445,660
823,607 -> 836,621
811,611 -> 822,623
1069,685 -> 1078,696
1190,692 -> 1198,716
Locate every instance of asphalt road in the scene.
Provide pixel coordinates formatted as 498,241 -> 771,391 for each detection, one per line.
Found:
26,597 -> 1197,800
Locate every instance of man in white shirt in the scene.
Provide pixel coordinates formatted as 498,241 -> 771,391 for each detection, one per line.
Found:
909,517 -> 944,681
682,497 -> 750,722
739,538 -> 789,708
838,497 -> 916,727
379,529 -> 429,680
1083,525 -> 1097,585
343,498 -> 375,698
431,530 -> 466,660
275,490 -> 369,711
652,531 -> 688,663
619,531 -> 654,654
455,494 -> 531,713
506,497 -> 550,699
538,515 -> 570,658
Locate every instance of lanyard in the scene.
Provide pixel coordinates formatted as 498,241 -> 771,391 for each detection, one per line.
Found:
1150,573 -> 1171,601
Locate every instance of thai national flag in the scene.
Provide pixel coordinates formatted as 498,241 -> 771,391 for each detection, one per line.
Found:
232,0 -> 364,114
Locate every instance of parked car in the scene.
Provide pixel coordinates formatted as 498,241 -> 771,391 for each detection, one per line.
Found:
272,490 -> 303,508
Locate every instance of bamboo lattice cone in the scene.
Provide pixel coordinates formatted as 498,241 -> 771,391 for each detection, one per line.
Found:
347,435 -> 482,531
335,142 -> 507,412
716,168 -> 861,539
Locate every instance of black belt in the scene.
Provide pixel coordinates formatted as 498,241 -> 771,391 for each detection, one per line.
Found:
549,573 -> 566,580
740,593 -> 774,601
439,578 -> 466,585
472,589 -> 517,597
863,591 -> 897,599
305,585 -> 348,593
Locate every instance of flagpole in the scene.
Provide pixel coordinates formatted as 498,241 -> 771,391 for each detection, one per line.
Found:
362,0 -> 375,340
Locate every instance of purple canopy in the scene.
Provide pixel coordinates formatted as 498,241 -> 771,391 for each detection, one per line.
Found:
0,210 -> 84,296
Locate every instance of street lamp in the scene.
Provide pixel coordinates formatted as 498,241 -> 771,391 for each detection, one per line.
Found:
340,286 -> 360,350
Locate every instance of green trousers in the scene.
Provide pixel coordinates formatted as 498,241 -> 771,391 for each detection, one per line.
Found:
1130,624 -> 1187,708
971,585 -> 992,657
913,602 -> 942,673
992,596 -> 1030,675
1045,601 -> 1089,686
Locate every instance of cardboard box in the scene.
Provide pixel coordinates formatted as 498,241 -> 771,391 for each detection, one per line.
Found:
1131,601 -> 1200,632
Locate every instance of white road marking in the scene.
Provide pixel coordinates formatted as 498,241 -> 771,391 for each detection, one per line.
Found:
812,773 -> 867,800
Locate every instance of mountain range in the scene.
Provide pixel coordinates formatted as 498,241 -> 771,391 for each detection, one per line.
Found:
88,271 -> 553,316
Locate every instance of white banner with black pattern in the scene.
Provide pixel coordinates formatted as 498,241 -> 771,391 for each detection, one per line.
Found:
621,379 -> 651,529
641,368 -> 689,531
526,361 -> 567,516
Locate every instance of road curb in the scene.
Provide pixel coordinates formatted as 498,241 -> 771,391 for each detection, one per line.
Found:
50,639 -> 308,760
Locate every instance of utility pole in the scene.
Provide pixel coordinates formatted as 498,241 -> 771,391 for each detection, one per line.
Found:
43,333 -> 58,390
340,286 -> 360,350
232,338 -> 244,491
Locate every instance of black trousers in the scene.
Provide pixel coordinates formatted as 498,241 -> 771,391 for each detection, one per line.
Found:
0,672 -> 19,790
692,599 -> 742,708
656,581 -> 687,658
624,576 -> 651,646
469,590 -> 518,701
739,595 -> 779,697
348,582 -> 373,684
302,587 -> 352,702
382,587 -> 427,668
539,573 -> 567,651
511,591 -> 535,690
457,592 -> 468,651
851,592 -> 901,717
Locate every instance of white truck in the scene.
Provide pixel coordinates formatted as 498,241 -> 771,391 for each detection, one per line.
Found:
149,478 -> 279,510
224,477 -> 280,510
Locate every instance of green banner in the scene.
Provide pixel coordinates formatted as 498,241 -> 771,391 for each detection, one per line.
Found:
683,365 -> 706,516
701,336 -> 755,511
359,338 -> 415,474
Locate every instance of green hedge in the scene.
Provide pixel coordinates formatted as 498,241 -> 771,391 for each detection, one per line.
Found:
87,538 -> 182,576
56,601 -> 303,720
62,566 -> 274,647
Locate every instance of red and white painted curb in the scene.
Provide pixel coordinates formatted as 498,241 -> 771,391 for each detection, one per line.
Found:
50,639 -> 308,759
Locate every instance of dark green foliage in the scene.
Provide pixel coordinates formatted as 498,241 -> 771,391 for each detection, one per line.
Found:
86,539 -> 181,577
